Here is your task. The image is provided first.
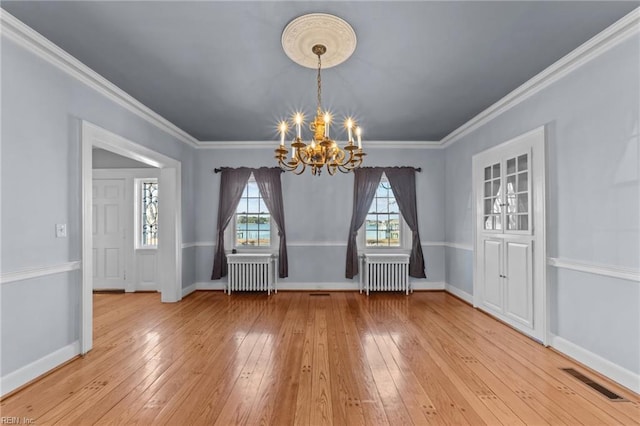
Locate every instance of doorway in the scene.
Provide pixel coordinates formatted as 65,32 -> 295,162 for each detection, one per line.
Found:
472,126 -> 547,344
81,121 -> 182,354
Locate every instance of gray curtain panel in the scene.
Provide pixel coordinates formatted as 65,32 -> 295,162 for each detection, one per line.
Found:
254,167 -> 289,278
211,167 -> 252,279
345,167 -> 384,278
385,167 -> 427,278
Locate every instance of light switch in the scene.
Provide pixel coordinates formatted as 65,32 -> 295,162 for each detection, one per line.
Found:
56,223 -> 67,238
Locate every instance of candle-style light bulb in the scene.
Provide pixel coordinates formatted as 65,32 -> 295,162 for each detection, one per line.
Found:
356,126 -> 362,149
346,118 -> 354,143
295,113 -> 303,138
324,112 -> 331,138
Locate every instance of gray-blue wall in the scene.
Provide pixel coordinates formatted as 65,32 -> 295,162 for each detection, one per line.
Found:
443,35 -> 640,374
1,36 -> 197,378
193,146 -> 446,288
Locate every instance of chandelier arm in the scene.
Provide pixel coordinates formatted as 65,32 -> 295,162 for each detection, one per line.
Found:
277,160 -> 298,172
297,149 -> 313,166
292,162 -> 306,175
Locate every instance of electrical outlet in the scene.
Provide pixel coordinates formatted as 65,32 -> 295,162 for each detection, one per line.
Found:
56,224 -> 67,238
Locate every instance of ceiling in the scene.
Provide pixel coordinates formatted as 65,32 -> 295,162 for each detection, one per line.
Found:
2,1 -> 637,143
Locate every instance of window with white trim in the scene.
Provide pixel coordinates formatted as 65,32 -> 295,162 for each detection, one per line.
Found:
364,175 -> 404,248
138,178 -> 158,247
233,176 -> 273,249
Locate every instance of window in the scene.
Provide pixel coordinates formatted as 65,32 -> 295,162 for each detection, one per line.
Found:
140,179 -> 158,247
234,177 -> 271,247
365,176 -> 401,247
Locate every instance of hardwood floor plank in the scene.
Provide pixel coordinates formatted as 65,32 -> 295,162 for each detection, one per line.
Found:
424,295 -> 640,425
2,291 -> 637,426
309,299 -> 334,425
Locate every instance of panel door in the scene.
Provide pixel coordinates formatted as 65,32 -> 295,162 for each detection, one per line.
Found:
93,179 -> 126,289
504,240 -> 533,327
481,238 -> 503,312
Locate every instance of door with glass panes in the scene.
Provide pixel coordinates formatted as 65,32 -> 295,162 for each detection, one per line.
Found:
473,127 -> 546,343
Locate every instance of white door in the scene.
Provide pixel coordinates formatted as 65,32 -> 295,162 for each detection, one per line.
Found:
93,179 -> 126,289
474,127 -> 546,343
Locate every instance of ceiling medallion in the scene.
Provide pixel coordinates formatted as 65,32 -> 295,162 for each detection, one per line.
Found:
276,14 -> 364,176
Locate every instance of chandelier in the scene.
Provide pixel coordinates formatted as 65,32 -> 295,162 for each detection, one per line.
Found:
275,14 -> 366,176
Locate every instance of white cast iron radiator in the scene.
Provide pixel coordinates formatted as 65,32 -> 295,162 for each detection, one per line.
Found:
361,254 -> 411,295
227,253 -> 277,295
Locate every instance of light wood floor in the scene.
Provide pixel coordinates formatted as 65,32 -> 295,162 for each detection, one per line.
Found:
2,291 -> 638,425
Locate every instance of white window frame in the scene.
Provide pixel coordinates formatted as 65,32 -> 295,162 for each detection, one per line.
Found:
135,177 -> 159,249
358,174 -> 412,254
224,174 -> 278,253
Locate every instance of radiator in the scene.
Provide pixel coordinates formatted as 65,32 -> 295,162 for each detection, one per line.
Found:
361,254 -> 411,295
227,254 -> 276,295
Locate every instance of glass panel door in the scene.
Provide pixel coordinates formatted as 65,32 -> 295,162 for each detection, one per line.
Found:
505,153 -> 530,232
483,162 -> 502,231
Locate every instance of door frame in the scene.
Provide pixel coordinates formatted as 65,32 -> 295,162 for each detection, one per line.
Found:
472,125 -> 548,345
81,121 -> 182,354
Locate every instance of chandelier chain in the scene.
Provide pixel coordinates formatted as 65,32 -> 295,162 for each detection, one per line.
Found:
316,52 -> 322,115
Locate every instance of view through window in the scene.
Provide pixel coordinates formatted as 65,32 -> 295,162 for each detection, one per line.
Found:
235,178 -> 271,247
366,177 -> 401,247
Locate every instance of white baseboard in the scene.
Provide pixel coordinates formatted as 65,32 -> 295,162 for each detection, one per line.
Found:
181,283 -> 197,297
412,281 -> 445,291
550,334 -> 640,394
277,282 -> 360,291
192,281 -> 447,292
195,281 -> 226,291
444,283 -> 474,304
1,340 -> 80,397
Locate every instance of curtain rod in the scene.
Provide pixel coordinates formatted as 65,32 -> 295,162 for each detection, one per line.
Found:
213,167 -> 420,173
213,168 -> 285,173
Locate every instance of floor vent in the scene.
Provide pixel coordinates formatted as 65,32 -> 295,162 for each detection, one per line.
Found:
561,368 -> 625,401
93,289 -> 125,294
309,293 -> 330,297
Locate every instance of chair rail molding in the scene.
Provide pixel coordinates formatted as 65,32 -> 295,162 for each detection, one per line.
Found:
547,257 -> 640,282
0,261 -> 81,285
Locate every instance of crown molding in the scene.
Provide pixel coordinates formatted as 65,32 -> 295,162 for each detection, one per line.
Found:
196,141 -> 277,149
196,140 -> 442,149
0,9 -> 199,148
440,7 -> 640,148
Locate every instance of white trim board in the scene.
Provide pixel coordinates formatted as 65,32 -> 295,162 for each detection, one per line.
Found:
193,281 -> 445,292
197,140 -> 441,150
550,334 -> 640,394
1,341 -> 80,397
0,10 -> 198,148
182,283 -> 197,297
445,283 -> 474,305
1,261 -> 81,285
548,257 -> 640,283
